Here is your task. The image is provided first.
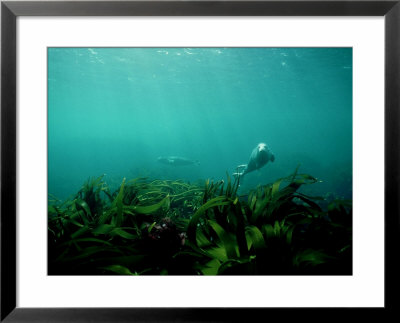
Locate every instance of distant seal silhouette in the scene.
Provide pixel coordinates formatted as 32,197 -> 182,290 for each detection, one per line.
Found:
233,143 -> 275,178
157,156 -> 200,166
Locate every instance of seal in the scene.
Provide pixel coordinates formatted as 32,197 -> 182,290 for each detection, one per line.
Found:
157,156 -> 200,166
234,143 -> 275,178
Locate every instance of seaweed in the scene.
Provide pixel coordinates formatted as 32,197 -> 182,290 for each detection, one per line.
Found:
48,169 -> 352,275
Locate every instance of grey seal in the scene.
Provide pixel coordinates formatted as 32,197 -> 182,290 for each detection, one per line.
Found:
157,156 -> 200,166
234,143 -> 275,178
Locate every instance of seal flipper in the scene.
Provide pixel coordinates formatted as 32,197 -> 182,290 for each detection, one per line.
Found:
233,164 -> 247,179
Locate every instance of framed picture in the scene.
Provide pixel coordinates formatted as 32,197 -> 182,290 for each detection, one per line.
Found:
1,0 -> 399,321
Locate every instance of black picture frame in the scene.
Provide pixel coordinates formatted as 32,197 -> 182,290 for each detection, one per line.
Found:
1,1 -> 399,322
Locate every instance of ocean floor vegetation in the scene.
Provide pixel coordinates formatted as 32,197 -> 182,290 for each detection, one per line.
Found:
48,167 -> 352,275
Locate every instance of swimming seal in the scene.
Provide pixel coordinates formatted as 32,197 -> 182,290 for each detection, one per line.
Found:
233,143 -> 275,178
157,156 -> 200,166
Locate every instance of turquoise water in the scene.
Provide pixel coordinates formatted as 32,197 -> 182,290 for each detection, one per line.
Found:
48,47 -> 352,200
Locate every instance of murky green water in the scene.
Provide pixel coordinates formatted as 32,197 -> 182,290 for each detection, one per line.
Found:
48,47 -> 352,200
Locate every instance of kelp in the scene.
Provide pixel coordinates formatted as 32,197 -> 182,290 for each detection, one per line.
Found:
48,169 -> 352,275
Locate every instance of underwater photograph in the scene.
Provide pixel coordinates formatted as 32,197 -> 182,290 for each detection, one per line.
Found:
48,47 -> 352,275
